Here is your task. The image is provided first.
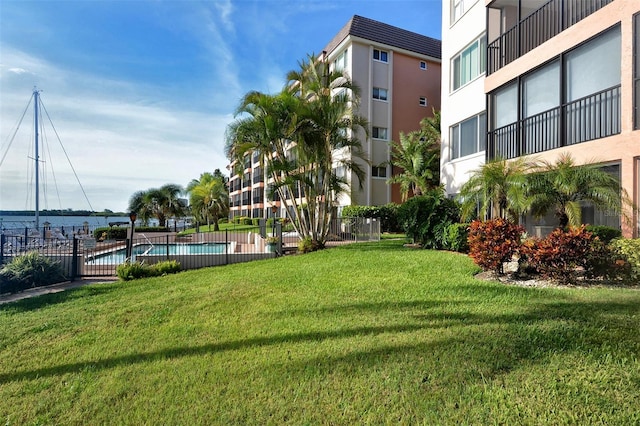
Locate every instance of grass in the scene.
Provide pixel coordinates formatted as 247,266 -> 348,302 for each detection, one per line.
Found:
178,222 -> 257,234
1,239 -> 639,424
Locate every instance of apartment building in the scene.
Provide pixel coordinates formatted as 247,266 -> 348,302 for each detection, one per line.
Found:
442,0 -> 640,237
228,15 -> 441,219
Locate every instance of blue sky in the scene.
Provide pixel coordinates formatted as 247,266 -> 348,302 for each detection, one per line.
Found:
0,0 -> 442,212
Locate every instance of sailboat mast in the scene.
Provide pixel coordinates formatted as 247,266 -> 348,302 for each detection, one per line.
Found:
34,87 -> 40,230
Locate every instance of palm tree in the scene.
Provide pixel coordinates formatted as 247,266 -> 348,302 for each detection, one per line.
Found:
285,54 -> 369,246
458,156 -> 536,223
128,183 -> 185,227
527,153 -> 631,228
187,172 -> 229,231
226,54 -> 368,248
388,111 -> 441,201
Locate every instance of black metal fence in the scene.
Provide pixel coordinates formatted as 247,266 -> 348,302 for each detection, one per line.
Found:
1,217 -> 381,280
488,0 -> 613,74
489,85 -> 620,160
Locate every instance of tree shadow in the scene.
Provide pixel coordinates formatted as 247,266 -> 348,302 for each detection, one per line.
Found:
3,293 -> 637,389
0,282 -> 120,313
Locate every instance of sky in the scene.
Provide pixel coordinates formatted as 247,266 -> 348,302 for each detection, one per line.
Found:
0,0 -> 442,213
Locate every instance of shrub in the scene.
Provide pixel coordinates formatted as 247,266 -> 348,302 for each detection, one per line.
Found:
443,223 -> 470,253
526,226 -> 595,283
116,260 -> 182,281
585,225 -> 622,245
342,205 -> 379,218
298,237 -> 323,253
252,218 -> 260,226
0,251 -> 67,293
342,203 -> 400,233
93,227 -> 128,240
153,260 -> 182,276
610,238 -> 640,281
468,219 -> 524,274
116,261 -> 149,281
397,190 -> 460,249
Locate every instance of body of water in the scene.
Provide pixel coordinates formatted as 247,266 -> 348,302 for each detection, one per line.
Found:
0,215 -> 165,232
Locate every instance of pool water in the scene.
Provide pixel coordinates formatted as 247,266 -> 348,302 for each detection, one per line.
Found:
88,243 -> 230,264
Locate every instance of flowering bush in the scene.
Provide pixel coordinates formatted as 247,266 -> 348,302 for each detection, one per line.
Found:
468,219 -> 524,274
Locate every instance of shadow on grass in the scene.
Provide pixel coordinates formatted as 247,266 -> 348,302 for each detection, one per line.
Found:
2,297 -> 638,386
0,323 -> 428,384
333,239 -> 416,252
0,283 -> 120,313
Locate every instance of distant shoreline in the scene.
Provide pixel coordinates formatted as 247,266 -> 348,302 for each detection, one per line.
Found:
0,210 -> 127,217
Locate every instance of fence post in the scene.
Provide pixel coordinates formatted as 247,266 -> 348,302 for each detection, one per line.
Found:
166,235 -> 170,260
225,229 -> 229,265
71,237 -> 78,281
276,222 -> 282,256
0,233 -> 4,265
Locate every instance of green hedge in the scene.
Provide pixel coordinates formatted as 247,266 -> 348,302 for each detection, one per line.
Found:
397,191 -> 460,249
93,226 -> 169,240
342,203 -> 401,233
585,225 -> 622,245
116,260 -> 182,281
610,238 -> 640,280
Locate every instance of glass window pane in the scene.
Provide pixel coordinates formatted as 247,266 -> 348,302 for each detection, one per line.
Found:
451,124 -> 460,159
478,113 -> 487,151
460,116 -> 478,157
523,60 -> 560,117
494,82 -> 518,128
565,27 -> 621,102
453,57 -> 461,90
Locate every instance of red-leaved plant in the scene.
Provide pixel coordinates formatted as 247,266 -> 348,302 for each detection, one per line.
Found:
468,219 -> 524,274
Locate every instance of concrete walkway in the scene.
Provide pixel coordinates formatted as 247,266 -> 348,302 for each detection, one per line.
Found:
0,278 -> 117,305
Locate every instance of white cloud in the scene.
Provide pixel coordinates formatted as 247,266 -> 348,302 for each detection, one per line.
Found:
0,47 -> 232,212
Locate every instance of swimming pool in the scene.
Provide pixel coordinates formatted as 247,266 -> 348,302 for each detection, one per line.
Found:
87,242 -> 231,264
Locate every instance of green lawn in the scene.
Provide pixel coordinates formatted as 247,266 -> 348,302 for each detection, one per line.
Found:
1,240 -> 639,425
178,222 -> 257,234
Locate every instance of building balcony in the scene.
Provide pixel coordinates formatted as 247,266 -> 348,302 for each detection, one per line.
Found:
487,0 -> 613,75
488,85 -> 620,159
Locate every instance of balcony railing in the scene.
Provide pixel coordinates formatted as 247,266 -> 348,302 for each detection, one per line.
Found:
489,85 -> 620,159
488,0 -> 613,74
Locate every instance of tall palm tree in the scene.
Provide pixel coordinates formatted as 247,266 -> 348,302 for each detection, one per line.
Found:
527,153 -> 631,228
285,54 -> 369,246
128,183 -> 185,227
388,111 -> 441,201
226,54 -> 368,248
458,156 -> 536,223
187,172 -> 229,231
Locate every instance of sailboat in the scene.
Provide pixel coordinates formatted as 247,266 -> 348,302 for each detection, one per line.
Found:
0,88 -> 96,235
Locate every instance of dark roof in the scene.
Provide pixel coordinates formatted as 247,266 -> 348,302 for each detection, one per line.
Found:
323,15 -> 441,60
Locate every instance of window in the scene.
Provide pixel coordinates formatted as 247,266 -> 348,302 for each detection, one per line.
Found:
488,26 -> 621,159
373,87 -> 388,101
372,127 -> 388,140
420,61 -> 427,70
372,165 -> 387,178
452,35 -> 486,91
333,48 -> 348,72
565,27 -> 620,102
419,97 -> 427,107
451,0 -> 479,24
373,49 -> 388,62
450,113 -> 486,159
